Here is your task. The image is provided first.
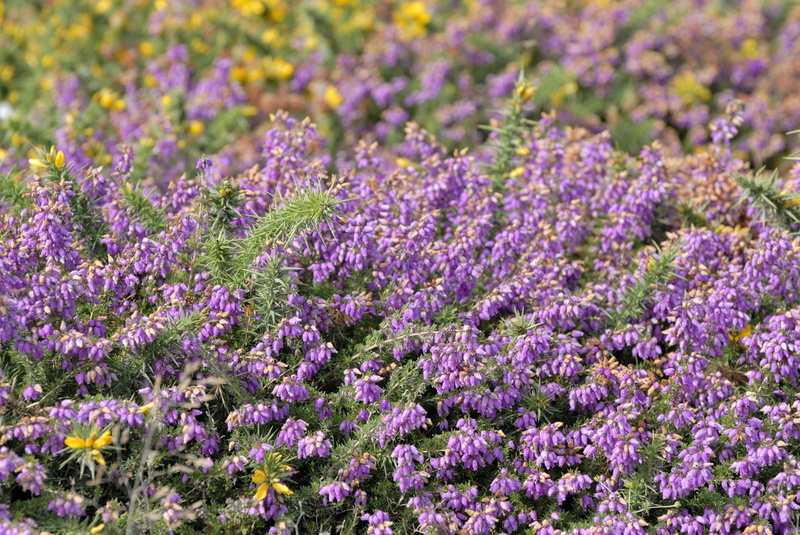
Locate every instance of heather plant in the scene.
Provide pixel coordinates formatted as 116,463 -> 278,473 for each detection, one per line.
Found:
3,62 -> 800,535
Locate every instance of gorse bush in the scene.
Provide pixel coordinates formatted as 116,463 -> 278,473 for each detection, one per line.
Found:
3,75 -> 800,534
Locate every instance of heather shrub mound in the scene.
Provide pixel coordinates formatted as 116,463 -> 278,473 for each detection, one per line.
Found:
3,92 -> 800,534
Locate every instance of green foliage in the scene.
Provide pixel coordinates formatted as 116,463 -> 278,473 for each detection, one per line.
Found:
532,66 -> 575,109
383,359 -> 429,405
506,309 -> 540,337
302,4 -> 344,58
240,185 -> 343,263
202,231 -> 239,287
734,169 -> 800,230
1,117 -> 55,149
69,177 -> 110,260
203,177 -> 243,237
110,310 -> 208,396
610,118 -> 656,156
119,182 -> 167,234
243,254 -> 295,336
481,72 -> 538,191
201,181 -> 344,291
0,166 -> 30,215
619,436 -> 680,522
677,199 -> 710,229
201,180 -> 345,344
612,246 -> 679,329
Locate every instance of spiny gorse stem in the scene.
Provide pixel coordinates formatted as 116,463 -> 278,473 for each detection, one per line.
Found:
203,231 -> 239,287
0,168 -> 31,215
613,246 -> 678,329
243,254 -> 294,336
481,72 -> 538,191
203,177 -> 243,237
200,180 -> 345,334
70,189 -> 109,260
734,170 -> 800,230
120,182 -> 167,234
221,183 -> 344,288
241,185 -> 344,259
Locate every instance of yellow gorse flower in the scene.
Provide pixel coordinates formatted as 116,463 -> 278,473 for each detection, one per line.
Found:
780,189 -> 800,208
323,86 -> 343,109
672,71 -> 711,105
252,469 -> 269,500
395,157 -> 413,168
739,38 -> 759,60
231,0 -> 266,17
65,429 -> 113,466
509,166 -> 525,179
732,324 -> 752,345
394,1 -> 431,39
188,120 -> 205,136
272,482 -> 293,495
251,468 -> 293,499
137,402 -> 156,415
139,41 -> 155,57
251,452 -> 293,500
516,83 -> 537,102
96,88 -> 125,111
550,82 -> 577,108
29,145 -> 65,170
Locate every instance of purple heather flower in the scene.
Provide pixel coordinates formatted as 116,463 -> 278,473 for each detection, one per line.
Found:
160,493 -> 184,526
47,493 -> 86,518
361,510 -> 394,535
21,384 -> 42,401
15,462 -> 46,495
391,444 -> 427,493
276,418 -> 308,448
375,404 -> 430,447
296,431 -> 331,459
490,469 -> 522,496
320,481 -> 352,504
0,448 -> 24,483
339,420 -> 358,435
314,397 -> 332,420
196,157 -> 212,174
